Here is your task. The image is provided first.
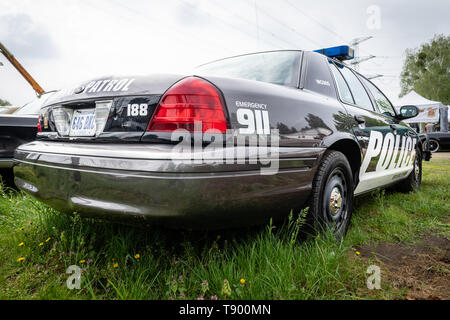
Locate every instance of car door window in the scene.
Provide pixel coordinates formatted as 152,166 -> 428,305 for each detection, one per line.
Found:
358,76 -> 396,118
329,62 -> 354,105
336,64 -> 374,111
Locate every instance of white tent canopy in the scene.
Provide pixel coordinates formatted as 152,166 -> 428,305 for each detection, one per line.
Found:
394,90 -> 447,123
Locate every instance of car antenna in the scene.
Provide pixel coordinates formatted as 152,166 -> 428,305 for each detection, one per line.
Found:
0,41 -> 46,95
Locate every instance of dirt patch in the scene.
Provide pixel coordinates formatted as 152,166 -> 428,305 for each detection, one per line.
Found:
430,152 -> 450,160
358,236 -> 450,300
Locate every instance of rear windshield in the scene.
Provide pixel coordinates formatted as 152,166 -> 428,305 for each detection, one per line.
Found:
195,51 -> 302,87
14,99 -> 42,115
14,91 -> 56,115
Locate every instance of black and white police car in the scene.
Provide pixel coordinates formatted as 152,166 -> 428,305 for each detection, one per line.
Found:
13,46 -> 428,237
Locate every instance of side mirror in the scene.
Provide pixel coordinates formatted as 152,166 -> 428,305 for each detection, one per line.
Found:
398,105 -> 419,120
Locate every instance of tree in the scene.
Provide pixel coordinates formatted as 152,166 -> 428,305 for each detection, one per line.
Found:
0,98 -> 11,106
400,34 -> 450,105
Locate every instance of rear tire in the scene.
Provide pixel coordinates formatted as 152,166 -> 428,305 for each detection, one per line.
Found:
395,148 -> 422,193
423,139 -> 439,153
308,150 -> 354,239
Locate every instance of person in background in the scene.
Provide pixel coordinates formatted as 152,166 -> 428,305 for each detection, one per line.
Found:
434,124 -> 440,132
410,123 -> 420,133
425,122 -> 435,133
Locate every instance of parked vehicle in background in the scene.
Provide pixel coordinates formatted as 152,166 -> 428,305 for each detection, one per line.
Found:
420,132 -> 450,152
0,106 -> 19,114
0,91 -> 57,186
13,50 -> 426,238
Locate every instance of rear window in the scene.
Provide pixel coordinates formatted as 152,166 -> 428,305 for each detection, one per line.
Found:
335,63 -> 373,111
359,76 -> 396,117
15,91 -> 56,115
329,62 -> 354,104
195,51 -> 301,87
14,99 -> 42,115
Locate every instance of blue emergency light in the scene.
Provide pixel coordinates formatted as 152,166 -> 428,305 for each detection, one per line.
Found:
314,45 -> 355,61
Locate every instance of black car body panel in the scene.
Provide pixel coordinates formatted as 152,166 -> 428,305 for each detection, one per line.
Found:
419,132 -> 450,152
0,92 -> 57,170
0,114 -> 38,168
46,74 -> 182,105
13,50 -> 423,228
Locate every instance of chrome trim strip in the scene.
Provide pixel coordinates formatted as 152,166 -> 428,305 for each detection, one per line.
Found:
15,158 -> 311,180
17,141 -> 325,161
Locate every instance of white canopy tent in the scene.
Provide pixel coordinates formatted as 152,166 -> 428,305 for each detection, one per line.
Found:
394,91 -> 447,124
448,106 -> 450,122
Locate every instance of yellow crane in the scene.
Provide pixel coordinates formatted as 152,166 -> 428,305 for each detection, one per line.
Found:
0,41 -> 45,95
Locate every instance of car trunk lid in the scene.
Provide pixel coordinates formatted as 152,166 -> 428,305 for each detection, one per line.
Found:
39,75 -> 183,142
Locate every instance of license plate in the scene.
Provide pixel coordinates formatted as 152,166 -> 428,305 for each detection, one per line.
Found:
69,109 -> 96,137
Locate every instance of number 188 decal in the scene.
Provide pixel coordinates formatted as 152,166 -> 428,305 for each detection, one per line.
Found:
127,103 -> 148,117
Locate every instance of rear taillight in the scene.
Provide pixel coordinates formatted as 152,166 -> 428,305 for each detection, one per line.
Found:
37,115 -> 42,133
146,77 -> 228,133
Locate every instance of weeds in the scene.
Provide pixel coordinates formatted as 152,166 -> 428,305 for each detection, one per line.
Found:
0,159 -> 448,299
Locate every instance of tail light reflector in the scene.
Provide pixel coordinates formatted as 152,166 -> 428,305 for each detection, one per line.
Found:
37,115 -> 42,133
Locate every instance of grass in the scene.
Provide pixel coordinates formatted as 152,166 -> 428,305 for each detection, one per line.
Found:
0,159 -> 448,300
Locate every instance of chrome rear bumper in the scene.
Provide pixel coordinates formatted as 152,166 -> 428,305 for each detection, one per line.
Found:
14,141 -> 324,228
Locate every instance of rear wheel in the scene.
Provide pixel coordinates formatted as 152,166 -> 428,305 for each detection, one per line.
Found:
395,148 -> 422,192
423,139 -> 440,153
308,150 -> 354,239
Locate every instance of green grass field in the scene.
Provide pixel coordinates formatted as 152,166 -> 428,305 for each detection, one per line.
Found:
0,159 -> 448,300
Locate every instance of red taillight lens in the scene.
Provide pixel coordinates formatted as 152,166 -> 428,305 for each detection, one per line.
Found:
37,115 -> 42,133
147,77 -> 228,133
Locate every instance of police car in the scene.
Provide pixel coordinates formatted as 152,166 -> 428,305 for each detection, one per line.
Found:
13,46 -> 428,237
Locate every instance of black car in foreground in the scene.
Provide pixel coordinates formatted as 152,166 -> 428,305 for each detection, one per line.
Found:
13,50 -> 426,237
0,92 -> 56,185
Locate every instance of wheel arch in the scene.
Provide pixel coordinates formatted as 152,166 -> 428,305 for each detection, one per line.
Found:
327,138 -> 362,185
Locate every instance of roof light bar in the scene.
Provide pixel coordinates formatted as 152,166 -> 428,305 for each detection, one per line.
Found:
314,45 -> 355,61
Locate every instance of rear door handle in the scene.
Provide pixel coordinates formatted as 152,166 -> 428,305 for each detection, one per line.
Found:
354,115 -> 365,124
390,124 -> 399,131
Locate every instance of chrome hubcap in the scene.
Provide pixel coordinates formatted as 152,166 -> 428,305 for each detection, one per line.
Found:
429,140 -> 439,152
323,167 -> 348,233
415,159 -> 420,179
329,187 -> 343,216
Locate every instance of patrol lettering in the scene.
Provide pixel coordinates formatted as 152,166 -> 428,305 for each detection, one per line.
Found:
82,78 -> 135,94
104,80 -> 118,92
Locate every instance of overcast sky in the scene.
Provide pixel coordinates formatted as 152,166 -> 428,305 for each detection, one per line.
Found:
0,0 -> 448,106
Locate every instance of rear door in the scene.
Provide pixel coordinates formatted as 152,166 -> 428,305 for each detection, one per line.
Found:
328,60 -> 405,194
